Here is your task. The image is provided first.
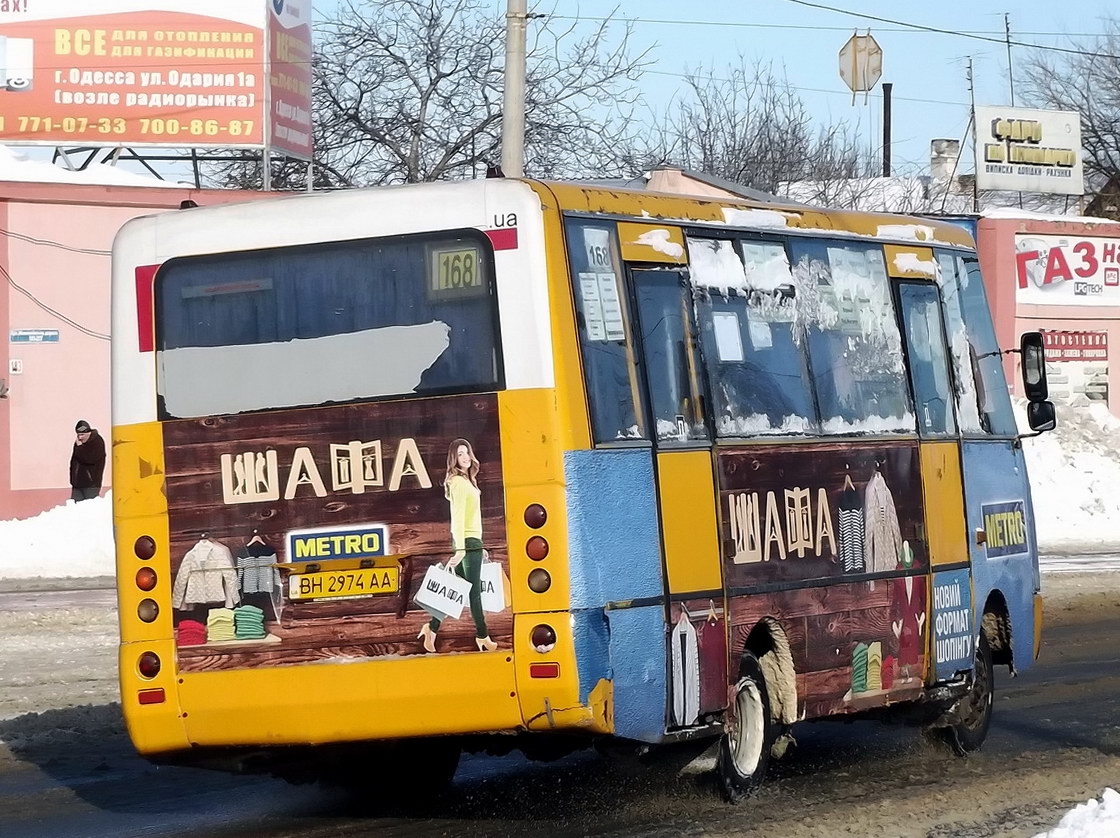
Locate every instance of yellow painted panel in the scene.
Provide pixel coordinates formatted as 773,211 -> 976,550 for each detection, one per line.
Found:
535,181 -> 976,247
617,221 -> 687,264
1034,593 -> 1043,660
119,639 -> 190,754
884,244 -> 936,279
656,451 -> 723,593
512,613 -> 609,733
178,653 -> 522,746
498,389 -> 570,617
527,182 -> 592,452
919,441 -> 969,567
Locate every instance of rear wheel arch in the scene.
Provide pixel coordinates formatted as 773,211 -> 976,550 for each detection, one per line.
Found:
980,589 -> 1014,672
742,617 -> 798,726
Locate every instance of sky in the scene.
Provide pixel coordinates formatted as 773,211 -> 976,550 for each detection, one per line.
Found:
436,0 -> 1120,177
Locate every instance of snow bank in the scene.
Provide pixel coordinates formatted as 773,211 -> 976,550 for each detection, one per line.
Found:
0,494 -> 114,579
1034,788 -> 1120,838
1017,400 -> 1120,553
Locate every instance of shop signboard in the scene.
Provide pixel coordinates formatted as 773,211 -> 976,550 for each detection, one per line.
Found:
975,106 -> 1084,195
1015,233 -> 1120,306
1042,330 -> 1108,407
0,0 -> 312,159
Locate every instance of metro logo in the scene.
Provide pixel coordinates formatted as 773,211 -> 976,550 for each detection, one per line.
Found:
981,501 -> 1029,558
288,524 -> 389,562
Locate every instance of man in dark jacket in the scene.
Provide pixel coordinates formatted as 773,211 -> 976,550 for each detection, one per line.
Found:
70,419 -> 106,502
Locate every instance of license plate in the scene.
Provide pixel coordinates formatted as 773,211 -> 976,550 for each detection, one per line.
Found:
288,566 -> 399,601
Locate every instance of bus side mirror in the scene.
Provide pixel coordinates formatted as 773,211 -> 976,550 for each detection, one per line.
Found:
1019,331 -> 1048,402
1026,399 -> 1056,432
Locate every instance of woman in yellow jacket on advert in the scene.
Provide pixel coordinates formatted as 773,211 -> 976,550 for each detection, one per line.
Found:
418,438 -> 497,653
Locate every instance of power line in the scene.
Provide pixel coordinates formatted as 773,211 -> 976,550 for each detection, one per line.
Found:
645,69 -> 967,108
0,228 -> 110,256
778,0 -> 1120,59
549,14 -> 1106,39
0,264 -> 110,341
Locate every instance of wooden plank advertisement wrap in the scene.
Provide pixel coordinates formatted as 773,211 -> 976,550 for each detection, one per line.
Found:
163,393 -> 509,672
719,441 -> 930,719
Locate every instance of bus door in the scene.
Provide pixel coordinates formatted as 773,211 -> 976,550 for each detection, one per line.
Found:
628,265 -> 727,729
892,273 -> 973,683
934,252 -> 1039,674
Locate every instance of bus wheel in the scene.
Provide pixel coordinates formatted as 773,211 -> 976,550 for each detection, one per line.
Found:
944,632 -> 994,755
717,653 -> 773,803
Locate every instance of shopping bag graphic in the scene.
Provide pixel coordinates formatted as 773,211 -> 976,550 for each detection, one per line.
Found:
479,558 -> 510,613
414,563 -> 470,621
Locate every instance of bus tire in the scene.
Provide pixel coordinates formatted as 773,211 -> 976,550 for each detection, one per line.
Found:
944,631 -> 994,755
717,653 -> 773,803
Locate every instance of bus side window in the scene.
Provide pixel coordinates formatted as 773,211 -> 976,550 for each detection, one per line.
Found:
687,237 -> 818,437
897,283 -> 957,436
935,252 -> 1017,436
788,239 -> 914,434
565,220 -> 648,443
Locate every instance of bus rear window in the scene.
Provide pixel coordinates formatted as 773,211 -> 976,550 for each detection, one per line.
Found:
154,231 -> 501,418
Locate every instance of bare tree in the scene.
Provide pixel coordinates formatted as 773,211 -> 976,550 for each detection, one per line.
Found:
1020,21 -> 1120,208
641,61 -> 877,197
207,0 -> 650,189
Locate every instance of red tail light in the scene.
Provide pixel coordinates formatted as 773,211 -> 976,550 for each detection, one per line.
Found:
529,662 -> 560,678
134,535 -> 156,560
524,504 -> 547,528
135,567 -> 157,591
526,536 -> 549,560
138,688 -> 166,705
138,652 -> 161,678
530,624 -> 557,653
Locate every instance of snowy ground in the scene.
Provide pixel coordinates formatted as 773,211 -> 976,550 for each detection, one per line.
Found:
1036,789 -> 1120,838
1,400 -> 1116,582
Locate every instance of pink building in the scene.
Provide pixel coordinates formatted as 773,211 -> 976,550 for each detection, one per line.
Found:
1,177 -> 269,519
977,216 -> 1120,418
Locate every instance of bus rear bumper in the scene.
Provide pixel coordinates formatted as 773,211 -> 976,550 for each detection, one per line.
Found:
121,643 -> 527,755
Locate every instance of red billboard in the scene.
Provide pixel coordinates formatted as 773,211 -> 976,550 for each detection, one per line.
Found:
0,1 -> 311,159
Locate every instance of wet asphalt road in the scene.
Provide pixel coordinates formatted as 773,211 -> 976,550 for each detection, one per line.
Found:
0,579 -> 1117,837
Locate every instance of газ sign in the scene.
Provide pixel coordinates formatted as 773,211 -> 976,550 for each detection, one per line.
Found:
975,106 -> 1083,196
0,0 -> 312,160
1015,233 -> 1120,306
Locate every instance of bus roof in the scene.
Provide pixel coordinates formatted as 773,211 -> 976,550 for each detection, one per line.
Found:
536,180 -> 976,249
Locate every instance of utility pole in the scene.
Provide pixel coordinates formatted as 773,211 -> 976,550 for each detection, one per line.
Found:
1004,13 -> 1016,106
882,82 -> 892,177
501,0 -> 528,178
967,56 -> 979,214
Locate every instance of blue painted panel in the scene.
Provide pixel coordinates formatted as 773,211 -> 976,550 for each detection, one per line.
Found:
960,441 -> 1038,673
572,608 -> 610,704
563,448 -> 664,608
607,605 -> 668,742
932,568 -> 974,680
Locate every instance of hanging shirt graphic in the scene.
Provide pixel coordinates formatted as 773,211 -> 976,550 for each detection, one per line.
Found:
838,485 -> 866,573
670,613 -> 701,727
864,470 -> 903,573
172,538 -> 241,610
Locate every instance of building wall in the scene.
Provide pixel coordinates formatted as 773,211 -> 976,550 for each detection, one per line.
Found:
977,217 -> 1120,418
0,182 -> 271,520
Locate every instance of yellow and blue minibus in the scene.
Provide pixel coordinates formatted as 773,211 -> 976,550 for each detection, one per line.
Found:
112,179 -> 1052,799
